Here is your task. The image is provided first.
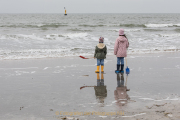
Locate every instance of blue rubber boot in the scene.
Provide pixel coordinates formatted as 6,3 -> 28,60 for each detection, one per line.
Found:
120,64 -> 124,73
115,64 -> 120,73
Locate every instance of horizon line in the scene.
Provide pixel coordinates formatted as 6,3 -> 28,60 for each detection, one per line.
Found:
0,12 -> 180,14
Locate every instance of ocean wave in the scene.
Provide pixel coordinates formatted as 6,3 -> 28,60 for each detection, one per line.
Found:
0,48 -> 180,60
1,23 -> 180,29
0,33 -> 90,41
0,23 -> 68,28
143,29 -> 164,32
119,24 -> 146,28
79,24 -> 105,27
0,49 -> 93,60
145,24 -> 180,28
61,33 -> 89,39
110,23 -> 180,28
45,33 -> 90,40
0,34 -> 45,40
67,28 -> 92,32
174,28 -> 180,32
159,33 -> 180,37
108,29 -> 142,32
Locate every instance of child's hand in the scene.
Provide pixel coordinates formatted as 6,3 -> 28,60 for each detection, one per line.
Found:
94,57 -> 95,59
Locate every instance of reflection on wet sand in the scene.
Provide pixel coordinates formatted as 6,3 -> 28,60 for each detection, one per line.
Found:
94,73 -> 107,104
114,73 -> 130,106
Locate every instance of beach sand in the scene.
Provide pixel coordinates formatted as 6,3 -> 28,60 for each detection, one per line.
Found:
0,52 -> 180,120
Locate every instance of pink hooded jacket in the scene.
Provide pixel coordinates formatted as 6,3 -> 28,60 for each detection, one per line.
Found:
114,36 -> 129,57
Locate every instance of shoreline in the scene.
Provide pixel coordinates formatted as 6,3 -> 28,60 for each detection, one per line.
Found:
1,50 -> 180,61
0,52 -> 180,120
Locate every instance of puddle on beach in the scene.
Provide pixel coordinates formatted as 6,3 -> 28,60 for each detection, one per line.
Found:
0,53 -> 180,119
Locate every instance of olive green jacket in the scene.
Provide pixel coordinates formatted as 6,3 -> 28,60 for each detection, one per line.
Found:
94,43 -> 107,59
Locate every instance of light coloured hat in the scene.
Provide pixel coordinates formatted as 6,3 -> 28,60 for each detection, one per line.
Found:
119,29 -> 124,35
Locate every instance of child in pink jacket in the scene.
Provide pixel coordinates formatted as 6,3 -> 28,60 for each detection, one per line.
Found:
114,29 -> 129,73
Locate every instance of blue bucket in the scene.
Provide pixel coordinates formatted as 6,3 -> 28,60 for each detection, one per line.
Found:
126,66 -> 130,75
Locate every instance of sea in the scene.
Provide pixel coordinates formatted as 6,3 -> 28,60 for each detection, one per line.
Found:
0,13 -> 180,60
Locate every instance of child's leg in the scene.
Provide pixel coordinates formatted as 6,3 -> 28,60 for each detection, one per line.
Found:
115,57 -> 120,73
95,59 -> 100,73
117,57 -> 120,65
120,57 -> 124,72
100,59 -> 104,66
97,59 -> 101,66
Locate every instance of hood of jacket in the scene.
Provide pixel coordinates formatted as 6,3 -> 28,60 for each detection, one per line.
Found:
97,43 -> 105,49
117,36 -> 127,42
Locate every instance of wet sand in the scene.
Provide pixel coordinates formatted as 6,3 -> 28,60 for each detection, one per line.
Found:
0,52 -> 180,120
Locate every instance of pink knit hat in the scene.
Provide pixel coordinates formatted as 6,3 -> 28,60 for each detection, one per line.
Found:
119,29 -> 124,35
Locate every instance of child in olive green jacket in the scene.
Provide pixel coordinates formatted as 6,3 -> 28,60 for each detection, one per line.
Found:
94,37 -> 107,73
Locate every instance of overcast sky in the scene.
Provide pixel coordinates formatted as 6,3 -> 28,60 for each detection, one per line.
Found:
0,0 -> 180,13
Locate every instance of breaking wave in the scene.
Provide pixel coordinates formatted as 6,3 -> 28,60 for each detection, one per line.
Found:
0,33 -> 89,41
119,24 -> 146,28
145,24 -> 180,28
1,23 -> 180,29
79,24 -> 105,27
0,23 -> 68,28
108,29 -> 142,32
0,48 -> 94,60
144,29 -> 164,32
0,47 -> 180,60
112,23 -> 180,28
67,28 -> 92,32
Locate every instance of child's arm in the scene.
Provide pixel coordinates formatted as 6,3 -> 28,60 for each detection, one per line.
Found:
114,39 -> 119,55
94,46 -> 97,58
104,46 -> 107,56
126,39 -> 129,48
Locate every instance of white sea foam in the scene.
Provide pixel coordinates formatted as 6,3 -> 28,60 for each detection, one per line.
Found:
0,34 -> 45,41
138,96 -> 180,101
160,33 -> 180,37
163,97 -> 179,101
0,48 -> 96,60
15,71 -> 35,76
122,113 -> 146,117
0,33 -> 90,42
106,104 -> 112,106
0,47 -> 180,60
112,101 -> 117,103
43,67 -> 49,70
109,29 -> 142,32
37,24 -> 45,27
145,23 -> 180,28
1,14 -> 180,60
139,98 -> 155,100
125,29 -> 142,32
130,96 -> 142,97
62,33 -> 89,39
